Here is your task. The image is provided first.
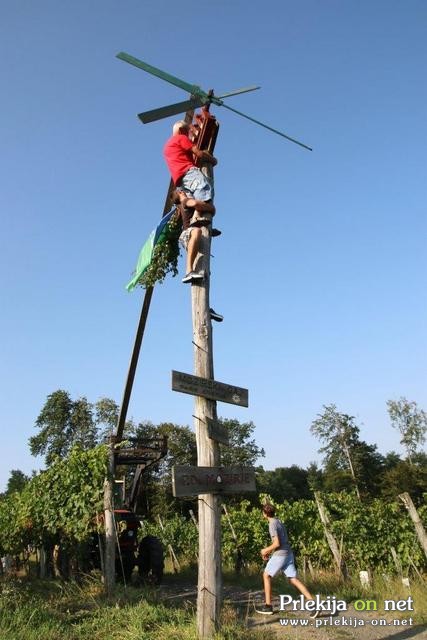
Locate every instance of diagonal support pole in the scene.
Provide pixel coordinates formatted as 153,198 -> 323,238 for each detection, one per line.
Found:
115,286 -> 154,441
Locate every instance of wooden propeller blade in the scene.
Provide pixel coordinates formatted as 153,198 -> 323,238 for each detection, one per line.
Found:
138,97 -> 204,124
220,102 -> 312,151
215,86 -> 260,100
116,52 -> 208,100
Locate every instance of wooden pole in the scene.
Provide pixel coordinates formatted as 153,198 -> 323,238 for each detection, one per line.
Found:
399,492 -> 427,559
192,162 -> 222,638
103,436 -> 116,596
314,492 -> 348,579
158,515 -> 181,573
223,504 -> 245,571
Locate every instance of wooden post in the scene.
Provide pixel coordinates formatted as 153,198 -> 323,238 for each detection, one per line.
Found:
192,163 -> 222,638
223,504 -> 245,572
158,515 -> 181,573
398,492 -> 427,559
314,492 -> 348,579
103,437 -> 116,596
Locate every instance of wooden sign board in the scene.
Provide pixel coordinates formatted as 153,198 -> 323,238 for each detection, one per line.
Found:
172,465 -> 256,497
206,418 -> 229,446
172,370 -> 248,407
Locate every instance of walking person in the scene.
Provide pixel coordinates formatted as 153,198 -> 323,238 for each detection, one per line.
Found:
255,504 -> 318,616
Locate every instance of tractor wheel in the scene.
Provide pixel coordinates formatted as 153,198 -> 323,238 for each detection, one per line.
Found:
138,535 -> 164,585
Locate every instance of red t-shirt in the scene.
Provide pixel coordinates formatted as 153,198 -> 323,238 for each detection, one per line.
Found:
163,134 -> 195,184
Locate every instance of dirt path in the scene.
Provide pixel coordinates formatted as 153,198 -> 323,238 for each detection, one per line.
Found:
159,582 -> 427,639
243,590 -> 427,640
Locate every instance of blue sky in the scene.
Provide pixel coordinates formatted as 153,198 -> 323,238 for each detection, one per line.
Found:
1,1 -> 426,490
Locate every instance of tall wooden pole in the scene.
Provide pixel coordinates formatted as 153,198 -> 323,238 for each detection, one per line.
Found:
103,436 -> 116,596
192,163 -> 222,638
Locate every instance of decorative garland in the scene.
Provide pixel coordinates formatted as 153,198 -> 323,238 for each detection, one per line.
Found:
138,210 -> 182,288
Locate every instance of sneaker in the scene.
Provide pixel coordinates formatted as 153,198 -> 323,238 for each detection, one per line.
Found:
255,603 -> 273,615
182,271 -> 204,284
210,308 -> 223,322
211,228 -> 222,237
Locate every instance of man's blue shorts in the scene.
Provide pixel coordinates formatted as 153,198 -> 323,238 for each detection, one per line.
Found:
265,552 -> 297,578
178,167 -> 214,201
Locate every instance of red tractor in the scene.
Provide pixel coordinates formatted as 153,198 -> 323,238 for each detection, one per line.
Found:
114,509 -> 164,584
89,436 -> 167,584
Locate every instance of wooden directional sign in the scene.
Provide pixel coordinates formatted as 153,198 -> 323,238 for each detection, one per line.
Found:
172,370 -> 248,407
172,465 -> 256,497
206,418 -> 229,446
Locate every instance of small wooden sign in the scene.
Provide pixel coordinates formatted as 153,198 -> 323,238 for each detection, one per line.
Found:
172,465 -> 256,497
172,370 -> 248,407
206,418 -> 229,446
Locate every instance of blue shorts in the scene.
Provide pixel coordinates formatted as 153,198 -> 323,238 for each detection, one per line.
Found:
178,167 -> 214,201
265,552 -> 297,579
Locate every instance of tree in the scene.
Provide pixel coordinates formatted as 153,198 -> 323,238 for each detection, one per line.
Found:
380,460 -> 427,504
95,397 -> 119,441
6,469 -> 30,495
70,397 -> 98,450
29,390 -> 74,465
383,451 -> 402,471
219,419 -> 265,467
257,465 -> 312,502
311,404 -> 363,499
307,461 -> 324,492
387,397 -> 427,465
354,441 -> 386,494
29,390 -> 106,465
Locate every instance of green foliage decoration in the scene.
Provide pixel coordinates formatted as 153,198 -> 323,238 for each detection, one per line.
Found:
138,211 -> 182,288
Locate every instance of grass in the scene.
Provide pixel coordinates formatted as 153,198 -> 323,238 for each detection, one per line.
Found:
0,573 -> 270,640
0,568 -> 425,639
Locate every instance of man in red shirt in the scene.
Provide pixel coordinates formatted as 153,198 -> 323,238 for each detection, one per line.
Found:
164,120 -> 218,283
164,120 -> 217,209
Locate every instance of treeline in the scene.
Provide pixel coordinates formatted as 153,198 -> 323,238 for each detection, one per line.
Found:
0,390 -> 426,575
4,390 -> 426,510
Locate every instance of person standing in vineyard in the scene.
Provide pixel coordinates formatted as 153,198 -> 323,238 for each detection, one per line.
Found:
255,504 -> 319,616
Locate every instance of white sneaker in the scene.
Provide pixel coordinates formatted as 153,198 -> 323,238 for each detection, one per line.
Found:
182,271 -> 204,284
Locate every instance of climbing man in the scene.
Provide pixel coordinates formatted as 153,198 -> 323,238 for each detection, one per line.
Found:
163,120 -> 218,283
255,504 -> 319,617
